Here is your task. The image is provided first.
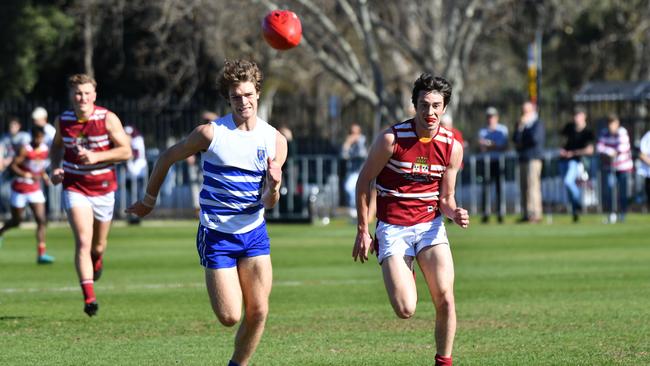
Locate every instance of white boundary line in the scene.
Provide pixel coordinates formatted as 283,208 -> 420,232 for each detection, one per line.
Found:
0,279 -> 377,294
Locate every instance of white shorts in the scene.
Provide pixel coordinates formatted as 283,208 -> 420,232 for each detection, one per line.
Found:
63,190 -> 115,222
10,189 -> 46,208
375,216 -> 449,264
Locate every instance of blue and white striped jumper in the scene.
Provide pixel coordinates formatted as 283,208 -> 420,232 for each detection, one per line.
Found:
199,114 -> 277,234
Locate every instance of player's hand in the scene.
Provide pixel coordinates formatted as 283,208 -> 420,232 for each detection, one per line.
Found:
452,207 -> 470,228
125,201 -> 153,217
266,157 -> 282,191
50,168 -> 64,185
352,230 -> 373,263
42,174 -> 51,186
78,147 -> 99,165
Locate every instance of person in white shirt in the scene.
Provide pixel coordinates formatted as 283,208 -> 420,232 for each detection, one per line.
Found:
637,130 -> 650,212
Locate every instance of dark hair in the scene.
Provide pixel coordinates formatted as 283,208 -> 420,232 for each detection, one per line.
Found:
31,125 -> 45,137
607,113 -> 619,124
411,73 -> 452,108
573,105 -> 587,115
218,59 -> 263,100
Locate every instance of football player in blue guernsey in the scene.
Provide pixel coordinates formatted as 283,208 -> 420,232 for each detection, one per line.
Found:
127,59 -> 287,366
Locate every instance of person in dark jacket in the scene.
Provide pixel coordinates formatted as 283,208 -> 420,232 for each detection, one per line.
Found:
513,101 -> 545,223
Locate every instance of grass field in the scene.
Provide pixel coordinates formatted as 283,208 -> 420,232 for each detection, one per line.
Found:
1,214 -> 649,365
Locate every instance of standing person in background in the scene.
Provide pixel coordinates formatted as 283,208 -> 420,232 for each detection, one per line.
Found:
513,101 -> 545,223
637,129 -> 650,212
559,107 -> 594,222
353,73 -> 469,366
124,125 -> 148,224
341,123 -> 368,218
596,114 -> 633,223
440,113 -> 466,150
31,107 -> 57,147
1,117 -> 32,165
50,74 -> 132,317
127,59 -> 287,366
477,106 -> 508,224
0,127 -> 53,262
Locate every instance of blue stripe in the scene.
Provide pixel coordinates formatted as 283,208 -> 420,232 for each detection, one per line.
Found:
201,203 -> 263,216
203,175 -> 261,192
203,161 -> 264,177
200,190 -> 260,204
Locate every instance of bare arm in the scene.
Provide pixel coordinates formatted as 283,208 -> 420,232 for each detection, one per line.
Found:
439,140 -> 469,228
78,112 -> 132,164
9,147 -> 30,177
352,129 -> 394,263
50,117 -> 65,185
262,131 -> 288,209
126,123 -> 212,217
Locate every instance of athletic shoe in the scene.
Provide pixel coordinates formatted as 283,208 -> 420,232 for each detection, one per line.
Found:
93,257 -> 103,281
84,301 -> 99,317
37,253 -> 55,264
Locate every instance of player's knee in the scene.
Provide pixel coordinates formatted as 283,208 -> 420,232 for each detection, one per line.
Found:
394,303 -> 416,319
245,306 -> 268,325
216,312 -> 240,327
434,291 -> 455,314
7,217 -> 21,227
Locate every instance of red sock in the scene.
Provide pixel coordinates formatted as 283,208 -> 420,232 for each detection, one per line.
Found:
37,243 -> 46,256
93,254 -> 103,272
80,280 -> 96,304
435,354 -> 452,366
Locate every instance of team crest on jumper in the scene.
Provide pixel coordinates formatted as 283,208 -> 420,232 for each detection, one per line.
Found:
404,156 -> 434,182
257,147 -> 266,162
74,133 -> 90,151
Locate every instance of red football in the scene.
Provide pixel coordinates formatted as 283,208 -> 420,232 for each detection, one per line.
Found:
262,10 -> 302,50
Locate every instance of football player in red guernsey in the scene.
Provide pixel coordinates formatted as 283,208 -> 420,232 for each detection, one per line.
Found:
352,74 -> 469,366
0,126 -> 53,264
50,74 -> 132,317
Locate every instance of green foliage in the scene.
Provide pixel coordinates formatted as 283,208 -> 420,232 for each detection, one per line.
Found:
0,1 -> 74,99
0,216 -> 649,365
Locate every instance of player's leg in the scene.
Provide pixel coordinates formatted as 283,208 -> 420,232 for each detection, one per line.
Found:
417,244 -> 456,357
381,255 -> 418,318
230,255 -> 272,366
376,222 -> 418,319
91,218 -> 112,280
28,200 -> 53,263
1,190 -> 27,237
88,192 -> 115,281
67,204 -> 97,311
0,206 -> 24,236
204,267 -> 243,326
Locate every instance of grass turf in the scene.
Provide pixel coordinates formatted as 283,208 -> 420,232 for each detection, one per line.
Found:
0,214 -> 649,365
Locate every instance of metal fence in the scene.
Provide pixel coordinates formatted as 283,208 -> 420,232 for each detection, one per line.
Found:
1,150 -> 647,223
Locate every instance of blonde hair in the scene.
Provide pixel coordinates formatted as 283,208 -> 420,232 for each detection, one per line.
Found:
68,74 -> 97,89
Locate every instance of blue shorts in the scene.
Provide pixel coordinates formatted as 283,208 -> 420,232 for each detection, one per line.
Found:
196,223 -> 270,269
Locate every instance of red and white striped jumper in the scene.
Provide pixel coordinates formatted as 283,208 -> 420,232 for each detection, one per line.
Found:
11,142 -> 49,193
59,106 -> 117,196
375,119 -> 455,226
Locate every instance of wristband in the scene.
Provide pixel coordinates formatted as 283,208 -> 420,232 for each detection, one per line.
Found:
142,192 -> 157,208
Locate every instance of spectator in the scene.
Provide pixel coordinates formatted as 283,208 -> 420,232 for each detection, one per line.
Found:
31,107 -> 57,147
1,116 -> 31,165
559,106 -> 595,222
597,114 -> 633,223
341,123 -> 368,218
440,113 -> 466,149
477,106 -> 508,223
124,125 -> 148,224
638,129 -> 650,212
513,101 -> 545,223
